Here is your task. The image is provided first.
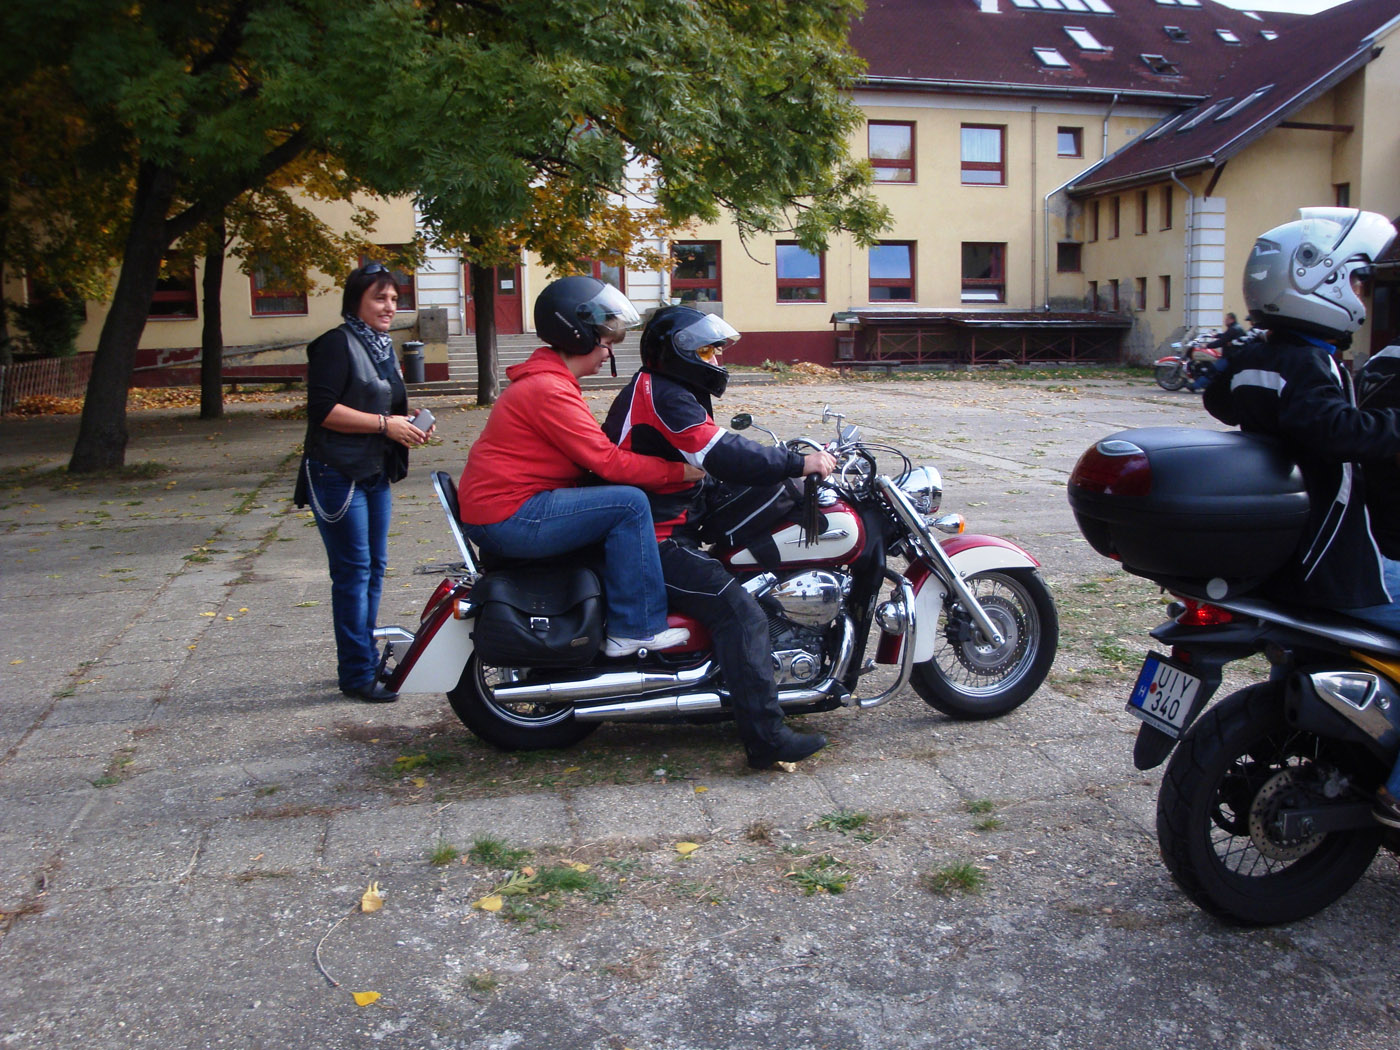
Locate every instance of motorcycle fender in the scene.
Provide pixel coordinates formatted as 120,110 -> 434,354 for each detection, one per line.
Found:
896,535 -> 1040,665
1154,354 -> 1182,367
384,597 -> 475,694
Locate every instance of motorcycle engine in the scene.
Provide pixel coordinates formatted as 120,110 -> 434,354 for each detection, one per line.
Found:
765,571 -> 846,686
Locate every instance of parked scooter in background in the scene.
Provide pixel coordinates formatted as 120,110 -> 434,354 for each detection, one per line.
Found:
1154,333 -> 1223,392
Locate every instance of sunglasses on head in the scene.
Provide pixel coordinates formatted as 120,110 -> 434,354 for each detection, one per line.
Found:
361,262 -> 390,277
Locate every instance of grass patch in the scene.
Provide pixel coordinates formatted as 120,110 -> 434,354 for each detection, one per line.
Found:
921,861 -> 986,897
429,839 -> 460,866
786,855 -> 850,896
812,809 -> 870,835
468,836 -> 532,868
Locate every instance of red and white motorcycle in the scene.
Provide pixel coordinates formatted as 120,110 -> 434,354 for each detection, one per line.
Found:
376,405 -> 1058,750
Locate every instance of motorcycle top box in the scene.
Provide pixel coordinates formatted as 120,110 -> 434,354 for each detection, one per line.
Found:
1067,427 -> 1309,592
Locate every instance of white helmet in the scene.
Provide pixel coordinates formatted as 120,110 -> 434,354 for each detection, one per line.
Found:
1243,207 -> 1395,338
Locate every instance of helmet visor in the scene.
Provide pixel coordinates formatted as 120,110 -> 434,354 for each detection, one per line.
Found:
576,283 -> 641,337
670,313 -> 741,355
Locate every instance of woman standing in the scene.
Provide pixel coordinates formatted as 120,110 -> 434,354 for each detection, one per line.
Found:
296,263 -> 432,703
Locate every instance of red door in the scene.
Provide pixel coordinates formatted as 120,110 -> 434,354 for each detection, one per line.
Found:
464,264 -> 524,335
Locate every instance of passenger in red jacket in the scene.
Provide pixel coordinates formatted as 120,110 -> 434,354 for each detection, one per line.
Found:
458,277 -> 701,656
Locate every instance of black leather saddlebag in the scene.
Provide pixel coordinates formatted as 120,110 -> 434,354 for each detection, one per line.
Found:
470,566 -> 603,668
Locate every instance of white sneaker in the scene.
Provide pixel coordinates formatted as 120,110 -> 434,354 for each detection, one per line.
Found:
603,627 -> 691,657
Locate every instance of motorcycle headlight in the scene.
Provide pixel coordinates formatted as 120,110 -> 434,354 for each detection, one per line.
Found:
898,466 -> 942,515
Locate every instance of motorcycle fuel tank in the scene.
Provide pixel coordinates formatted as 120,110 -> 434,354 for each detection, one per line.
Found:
723,502 -> 865,570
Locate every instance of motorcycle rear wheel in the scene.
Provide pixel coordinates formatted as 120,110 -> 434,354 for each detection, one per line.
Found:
1156,682 -> 1381,925
911,568 -> 1057,720
447,655 -> 598,751
1154,362 -> 1188,391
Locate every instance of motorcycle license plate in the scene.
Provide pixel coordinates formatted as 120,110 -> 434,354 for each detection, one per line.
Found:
1127,652 -> 1202,737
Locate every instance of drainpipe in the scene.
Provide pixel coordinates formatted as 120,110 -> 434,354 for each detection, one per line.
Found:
1170,169 -> 1195,331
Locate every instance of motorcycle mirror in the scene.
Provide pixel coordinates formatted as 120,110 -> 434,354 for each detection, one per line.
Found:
730,413 -> 752,431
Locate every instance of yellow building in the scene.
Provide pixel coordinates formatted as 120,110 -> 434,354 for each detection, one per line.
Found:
14,0 -> 1400,387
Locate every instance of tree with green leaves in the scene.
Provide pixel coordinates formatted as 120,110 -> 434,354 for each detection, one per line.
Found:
3,0 -> 885,470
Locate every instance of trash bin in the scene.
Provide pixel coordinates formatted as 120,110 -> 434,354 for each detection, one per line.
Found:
401,341 -> 425,384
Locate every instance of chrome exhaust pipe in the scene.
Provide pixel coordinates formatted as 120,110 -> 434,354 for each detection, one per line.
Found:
574,692 -> 725,722
486,662 -> 715,705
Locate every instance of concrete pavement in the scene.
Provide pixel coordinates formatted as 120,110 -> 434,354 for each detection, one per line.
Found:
1,375 -> 1397,1049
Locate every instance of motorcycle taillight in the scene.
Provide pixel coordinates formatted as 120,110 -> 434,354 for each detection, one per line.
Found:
423,579 -> 455,621
1067,439 -> 1151,497
1174,598 -> 1235,626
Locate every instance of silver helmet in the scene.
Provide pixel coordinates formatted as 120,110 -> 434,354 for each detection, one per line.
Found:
1243,207 -> 1395,339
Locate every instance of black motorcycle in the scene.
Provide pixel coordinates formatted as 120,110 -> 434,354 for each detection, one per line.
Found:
1068,426 -> 1400,925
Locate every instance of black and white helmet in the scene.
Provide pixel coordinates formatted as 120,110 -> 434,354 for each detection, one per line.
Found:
533,276 -> 641,355
1243,207 -> 1395,339
639,306 -> 740,398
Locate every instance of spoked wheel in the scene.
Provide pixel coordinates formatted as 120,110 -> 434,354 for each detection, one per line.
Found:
1157,682 -> 1382,925
1155,362 -> 1188,391
911,568 -> 1058,719
447,655 -> 597,751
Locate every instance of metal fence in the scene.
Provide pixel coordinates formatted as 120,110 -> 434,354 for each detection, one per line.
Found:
0,355 -> 94,414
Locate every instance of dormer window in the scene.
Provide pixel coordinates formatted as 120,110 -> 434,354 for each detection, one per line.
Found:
1065,25 -> 1107,50
1217,28 -> 1241,43
1164,25 -> 1188,41
1034,46 -> 1072,67
1141,53 -> 1181,76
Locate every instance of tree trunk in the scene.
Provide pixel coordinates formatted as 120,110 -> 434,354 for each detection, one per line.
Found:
472,265 -> 500,405
199,215 -> 227,420
69,164 -> 176,473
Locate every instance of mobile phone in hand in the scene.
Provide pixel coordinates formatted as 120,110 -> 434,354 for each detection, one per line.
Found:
411,408 -> 435,433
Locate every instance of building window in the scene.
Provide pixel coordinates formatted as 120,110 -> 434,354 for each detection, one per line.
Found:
776,243 -> 825,302
1164,25 -> 1188,41
1034,47 -> 1071,68
361,249 -> 416,310
961,243 -> 1005,303
149,258 -> 198,319
1088,199 -> 1100,242
1064,26 -> 1107,51
1216,28 -> 1240,44
1108,278 -> 1120,311
250,255 -> 307,316
1057,243 -> 1082,273
1057,127 -> 1083,158
1134,277 -> 1147,310
869,121 -> 915,183
1161,185 -> 1174,229
672,241 -> 721,302
1088,280 -> 1099,309
1137,190 -> 1149,235
869,242 -> 915,301
1109,196 -> 1121,239
1335,183 -> 1351,208
961,125 -> 1006,186
582,259 -> 625,292
1160,275 -> 1172,310
1142,54 -> 1181,76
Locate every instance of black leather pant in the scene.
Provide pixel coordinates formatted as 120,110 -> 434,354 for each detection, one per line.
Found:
658,540 -> 785,755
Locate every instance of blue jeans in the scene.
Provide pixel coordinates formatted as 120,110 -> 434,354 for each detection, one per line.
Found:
305,459 -> 392,691
1338,556 -> 1400,794
464,486 -> 668,639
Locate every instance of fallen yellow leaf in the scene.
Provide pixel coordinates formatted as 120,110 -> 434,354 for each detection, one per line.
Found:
473,894 -> 504,912
200,611 -> 216,617
694,785 -> 708,794
351,991 -> 381,1007
360,882 -> 385,913
411,776 -> 427,788
675,842 -> 701,856
566,861 -> 590,873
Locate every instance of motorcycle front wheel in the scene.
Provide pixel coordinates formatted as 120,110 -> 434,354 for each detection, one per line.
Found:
911,568 -> 1058,720
1156,682 -> 1381,925
1154,362 -> 1188,391
447,655 -> 598,751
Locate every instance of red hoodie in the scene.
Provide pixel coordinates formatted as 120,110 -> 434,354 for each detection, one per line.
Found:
458,347 -> 687,525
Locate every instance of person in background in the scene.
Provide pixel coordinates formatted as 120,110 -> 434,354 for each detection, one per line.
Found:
458,276 -> 699,657
1201,207 -> 1400,826
1189,312 -> 1249,391
296,262 -> 433,703
603,306 -> 836,769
